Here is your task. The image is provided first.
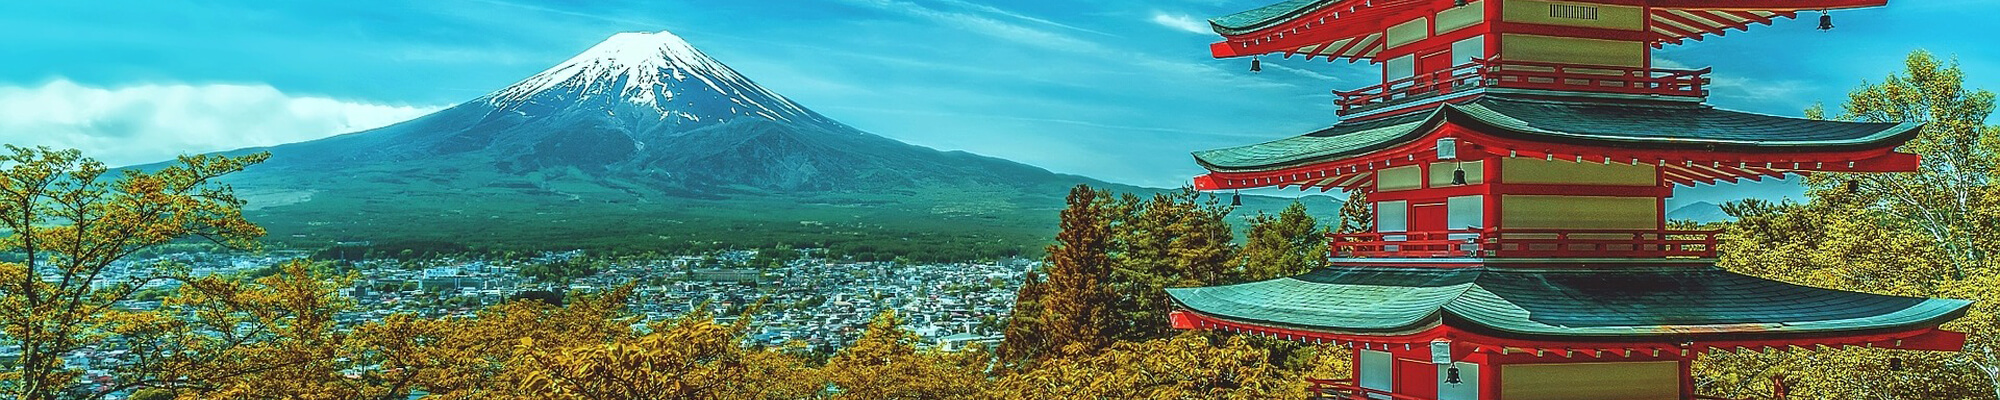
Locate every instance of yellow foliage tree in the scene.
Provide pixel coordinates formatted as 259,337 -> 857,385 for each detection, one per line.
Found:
988,334 -> 1331,400
0,146 -> 270,400
1700,51 -> 2000,399
825,311 -> 987,399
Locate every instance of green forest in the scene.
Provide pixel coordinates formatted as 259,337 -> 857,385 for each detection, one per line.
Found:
2,51 -> 1998,400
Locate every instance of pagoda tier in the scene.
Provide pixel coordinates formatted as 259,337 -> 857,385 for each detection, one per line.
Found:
1206,0 -> 1891,117
1166,264 -> 1971,400
1192,95 -> 1920,192
1209,0 -> 1876,58
1167,265 -> 1969,339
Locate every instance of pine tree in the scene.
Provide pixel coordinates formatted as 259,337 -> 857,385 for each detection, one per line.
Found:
1335,190 -> 1373,234
1238,202 -> 1328,281
996,272 -> 1049,366
1034,185 -> 1119,356
1107,188 -> 1236,341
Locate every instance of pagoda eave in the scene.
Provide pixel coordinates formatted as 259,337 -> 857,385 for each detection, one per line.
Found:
1189,97 -> 1922,191
1209,0 -> 1887,59
1170,310 -> 1967,354
1165,266 -> 1972,344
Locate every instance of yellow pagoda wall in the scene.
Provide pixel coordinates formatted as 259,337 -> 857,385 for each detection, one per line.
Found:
1500,158 -> 1654,186
1496,0 -> 1648,69
1496,158 -> 1661,231
1500,361 -> 1679,400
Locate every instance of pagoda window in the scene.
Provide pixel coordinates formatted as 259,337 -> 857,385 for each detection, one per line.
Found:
1501,195 -> 1658,230
1377,165 -> 1424,191
1500,158 -> 1654,186
1359,350 -> 1396,396
1436,6 -> 1484,35
1376,200 -> 1409,233
1447,195 -> 1484,231
1450,35 -> 1486,64
1385,55 -> 1418,84
1501,0 -> 1643,31
1386,17 -> 1430,49
1500,361 -> 1678,400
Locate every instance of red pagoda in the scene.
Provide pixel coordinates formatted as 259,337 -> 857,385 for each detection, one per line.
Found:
1163,1 -> 1972,399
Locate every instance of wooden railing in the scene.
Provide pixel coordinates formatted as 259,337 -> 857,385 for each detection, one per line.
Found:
1332,59 -> 1711,115
1332,62 -> 1489,115
1309,378 -> 1783,400
1308,379 -> 1433,400
1329,229 -> 1723,259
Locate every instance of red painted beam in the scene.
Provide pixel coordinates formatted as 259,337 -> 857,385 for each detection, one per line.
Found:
1578,0 -> 1884,8
1653,10 -> 1731,40
1493,21 -> 1661,42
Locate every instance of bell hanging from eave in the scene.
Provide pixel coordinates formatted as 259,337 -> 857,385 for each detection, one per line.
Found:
1445,366 -> 1463,385
1231,190 -> 1243,207
1251,56 -> 1262,73
1452,166 -> 1468,186
1818,11 -> 1835,31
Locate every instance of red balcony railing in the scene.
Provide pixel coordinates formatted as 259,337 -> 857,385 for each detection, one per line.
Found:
1310,378 -> 1784,400
1308,379 -> 1432,400
1332,59 -> 1712,115
1329,229 -> 1723,259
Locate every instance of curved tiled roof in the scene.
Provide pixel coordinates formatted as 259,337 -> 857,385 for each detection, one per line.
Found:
1210,0 -> 1337,35
1192,96 -> 1923,173
1165,266 -> 1971,339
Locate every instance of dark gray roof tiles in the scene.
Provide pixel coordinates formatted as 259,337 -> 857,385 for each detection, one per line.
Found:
1166,265 -> 1970,340
1192,96 -> 1922,173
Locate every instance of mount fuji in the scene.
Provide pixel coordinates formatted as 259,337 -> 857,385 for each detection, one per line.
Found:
157,30 -> 1324,258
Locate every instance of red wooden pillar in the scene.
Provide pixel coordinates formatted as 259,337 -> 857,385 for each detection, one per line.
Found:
1679,357 -> 1696,400
1483,356 -> 1502,400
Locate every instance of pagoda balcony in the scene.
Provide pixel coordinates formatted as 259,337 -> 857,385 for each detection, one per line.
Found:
1307,379 -> 1782,400
1329,228 -> 1723,259
1333,59 -> 1712,116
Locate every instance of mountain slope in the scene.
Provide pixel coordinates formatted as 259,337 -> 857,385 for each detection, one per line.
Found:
1667,201 -> 1733,224
161,30 -> 1331,259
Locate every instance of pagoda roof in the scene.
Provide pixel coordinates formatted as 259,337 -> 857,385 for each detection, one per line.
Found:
1166,266 -> 1970,340
1209,0 -> 1887,57
1211,0 -> 1334,36
1194,96 -> 1921,173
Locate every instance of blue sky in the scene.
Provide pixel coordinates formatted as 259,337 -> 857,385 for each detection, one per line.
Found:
1,0 -> 1995,208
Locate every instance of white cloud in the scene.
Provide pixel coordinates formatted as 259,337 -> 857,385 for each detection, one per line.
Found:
0,79 -> 445,167
1149,12 -> 1212,35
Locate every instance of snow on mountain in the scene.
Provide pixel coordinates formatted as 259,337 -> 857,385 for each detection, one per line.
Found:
483,30 -> 833,128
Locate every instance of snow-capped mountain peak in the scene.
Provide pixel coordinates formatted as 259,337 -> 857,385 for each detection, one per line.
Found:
484,30 -> 823,125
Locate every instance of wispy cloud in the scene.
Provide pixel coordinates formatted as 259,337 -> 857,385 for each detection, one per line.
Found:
1708,77 -> 1811,105
832,0 -> 1095,50
928,0 -> 1109,36
0,79 -> 445,166
1149,12 -> 1212,35
1265,62 -> 1344,82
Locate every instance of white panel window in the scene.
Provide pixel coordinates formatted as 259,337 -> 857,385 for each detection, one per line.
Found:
1452,35 -> 1487,64
1439,362 -> 1480,400
1385,54 -> 1416,83
1361,350 -> 1396,393
1447,195 -> 1485,230
1448,195 -> 1485,254
1376,201 -> 1409,233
